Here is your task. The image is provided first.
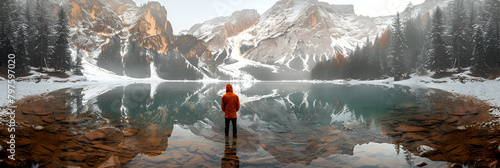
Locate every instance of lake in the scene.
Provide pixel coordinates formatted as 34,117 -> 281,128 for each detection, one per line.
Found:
1,82 -> 498,167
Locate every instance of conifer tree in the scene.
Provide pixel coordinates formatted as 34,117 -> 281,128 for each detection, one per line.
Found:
472,26 -> 486,74
372,36 -> 383,78
52,7 -> 71,72
31,0 -> 50,70
390,12 -> 409,81
74,48 -> 83,75
451,0 -> 467,70
429,7 -> 450,74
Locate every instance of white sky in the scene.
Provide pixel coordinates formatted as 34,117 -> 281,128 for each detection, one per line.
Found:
133,0 -> 425,34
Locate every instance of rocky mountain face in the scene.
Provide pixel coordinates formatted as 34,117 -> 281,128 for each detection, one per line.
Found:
188,0 -> 386,80
55,0 -> 218,79
51,0 -> 450,80
188,0 -> 451,80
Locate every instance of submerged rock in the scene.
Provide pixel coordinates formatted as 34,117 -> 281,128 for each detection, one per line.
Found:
417,145 -> 436,157
395,125 -> 428,132
85,131 -> 107,141
416,162 -> 428,167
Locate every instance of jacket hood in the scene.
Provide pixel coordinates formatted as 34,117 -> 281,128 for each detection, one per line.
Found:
226,84 -> 233,93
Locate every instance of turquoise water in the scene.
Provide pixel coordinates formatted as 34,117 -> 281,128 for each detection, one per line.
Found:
63,82 -> 452,167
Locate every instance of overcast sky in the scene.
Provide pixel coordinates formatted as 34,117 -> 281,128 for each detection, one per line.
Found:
133,0 -> 425,34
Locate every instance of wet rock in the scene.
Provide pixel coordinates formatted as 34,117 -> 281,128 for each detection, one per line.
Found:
416,162 -> 428,167
97,155 -> 121,168
445,116 -> 460,123
444,143 -> 467,156
91,144 -> 115,152
60,152 -> 87,162
60,118 -> 86,124
385,132 -> 402,136
395,125 -> 428,132
41,116 -> 55,123
85,131 -> 107,141
417,145 -> 436,157
23,109 -> 52,116
76,136 -> 91,144
44,124 -> 62,133
123,128 -> 138,137
404,133 -> 425,142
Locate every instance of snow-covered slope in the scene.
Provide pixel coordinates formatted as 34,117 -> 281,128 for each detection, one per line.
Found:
186,0 -> 451,80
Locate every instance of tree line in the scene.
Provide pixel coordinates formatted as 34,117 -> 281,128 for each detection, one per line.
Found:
0,0 -> 80,75
312,0 -> 500,81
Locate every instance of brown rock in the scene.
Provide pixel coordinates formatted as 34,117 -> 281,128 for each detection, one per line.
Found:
123,128 -> 138,137
60,118 -> 85,124
44,124 -> 62,133
91,144 -> 116,152
60,152 -> 87,162
416,162 -> 428,167
404,133 -> 425,141
97,155 -> 121,168
85,131 -> 107,141
41,116 -> 56,123
385,132 -> 402,136
395,125 -> 428,132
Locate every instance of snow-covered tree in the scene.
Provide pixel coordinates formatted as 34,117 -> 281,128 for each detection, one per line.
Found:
52,7 -> 71,72
74,48 -> 83,75
31,0 -> 51,70
390,12 -> 409,81
372,35 -> 383,77
429,7 -> 450,74
450,0 -> 467,69
483,0 -> 499,69
15,20 -> 30,74
472,26 -> 486,74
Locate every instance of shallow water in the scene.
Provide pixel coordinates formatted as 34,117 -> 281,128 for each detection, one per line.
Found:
1,82 -> 498,167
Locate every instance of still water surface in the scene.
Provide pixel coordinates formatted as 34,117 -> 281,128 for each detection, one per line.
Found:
6,82 -> 497,167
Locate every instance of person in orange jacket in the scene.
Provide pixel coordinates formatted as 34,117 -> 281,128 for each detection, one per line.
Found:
221,84 -> 240,137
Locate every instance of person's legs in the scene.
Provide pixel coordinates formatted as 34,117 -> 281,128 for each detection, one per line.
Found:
225,118 -> 230,136
231,118 -> 237,137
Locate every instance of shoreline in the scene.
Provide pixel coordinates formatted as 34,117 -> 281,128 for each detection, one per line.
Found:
1,76 -> 499,108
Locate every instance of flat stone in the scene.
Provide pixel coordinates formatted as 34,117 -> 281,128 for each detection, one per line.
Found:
41,116 -> 56,123
91,144 -> 115,152
385,132 -> 402,136
123,128 -> 138,137
85,131 -> 107,141
416,162 -> 428,167
97,155 -> 120,168
60,152 -> 87,162
44,124 -> 62,133
404,133 -> 425,141
60,118 -> 85,124
23,109 -> 53,116
395,125 -> 428,132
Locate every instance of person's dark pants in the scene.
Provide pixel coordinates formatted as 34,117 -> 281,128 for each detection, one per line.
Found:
225,118 -> 237,137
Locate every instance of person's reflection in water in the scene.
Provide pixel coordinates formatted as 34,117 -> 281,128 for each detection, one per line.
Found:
221,136 -> 239,168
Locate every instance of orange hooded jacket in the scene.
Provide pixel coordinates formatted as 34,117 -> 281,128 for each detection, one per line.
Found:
221,84 -> 240,119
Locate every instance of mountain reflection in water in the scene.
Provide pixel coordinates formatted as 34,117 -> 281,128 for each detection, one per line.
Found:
1,82 -> 497,167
